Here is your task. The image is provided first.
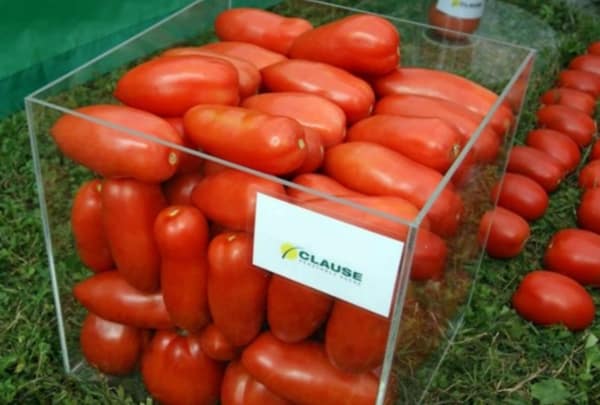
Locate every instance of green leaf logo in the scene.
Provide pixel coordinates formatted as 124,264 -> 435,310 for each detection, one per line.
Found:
281,243 -> 300,260
451,0 -> 460,6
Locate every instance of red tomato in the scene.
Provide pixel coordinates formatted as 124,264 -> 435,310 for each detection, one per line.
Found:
163,171 -> 205,206
325,301 -> 388,373
203,160 -> 229,176
539,87 -> 596,115
141,330 -> 224,405
215,8 -> 312,54
50,105 -> 182,182
512,271 -> 595,331
71,179 -> 113,272
371,67 -> 514,135
162,47 -> 260,98
287,173 -> 364,202
261,59 -> 375,124
241,92 -> 347,148
102,179 -> 165,292
114,55 -> 239,117
191,169 -> 285,231
221,361 -> 293,405
323,142 -> 464,237
478,207 -> 530,259
374,94 -> 501,163
288,127 -> 323,175
589,41 -> 600,55
198,41 -> 286,70
506,146 -> 565,192
199,324 -> 240,362
490,173 -> 549,221
570,54 -> 600,76
536,105 -> 596,147
154,206 -> 211,332
579,160 -> 600,189
525,129 -> 581,173
347,115 -> 463,172
184,105 -> 307,175
207,232 -> 270,346
592,141 -> 600,161
164,116 -> 204,174
578,188 -> 600,234
73,272 -> 174,329
411,229 -> 448,281
544,229 -> 600,286
558,69 -> 600,98
267,275 -> 333,343
80,313 -> 145,376
241,332 -> 378,405
288,14 -> 399,75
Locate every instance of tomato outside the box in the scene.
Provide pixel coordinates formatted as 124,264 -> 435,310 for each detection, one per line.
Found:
579,160 -> 600,189
506,146 -> 565,192
525,129 -> 581,173
490,173 -> 548,221
536,104 -> 596,147
558,69 -> 600,98
539,87 -> 596,115
544,229 -> 600,286
478,207 -> 530,259
578,188 -> 600,234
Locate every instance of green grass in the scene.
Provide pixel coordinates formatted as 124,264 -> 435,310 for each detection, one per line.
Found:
2,0 -> 600,404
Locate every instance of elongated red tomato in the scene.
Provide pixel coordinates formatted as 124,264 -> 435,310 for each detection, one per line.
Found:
115,55 -> 239,117
506,146 -> 564,192
102,179 -> 165,292
215,8 -> 312,54
578,188 -> 600,234
375,94 -> 501,163
184,105 -> 307,175
512,271 -> 595,331
288,14 -> 399,75
200,324 -> 240,362
290,127 -> 324,175
241,92 -> 346,148
162,47 -> 260,98
141,330 -> 224,405
545,229 -> 600,286
221,361 -> 293,405
325,301 -> 389,373
191,169 -> 285,231
242,332 -> 378,405
163,171 -> 205,206
579,160 -> 600,189
490,173 -> 548,221
478,207 -> 530,259
154,206 -> 210,332
411,229 -> 448,281
267,275 -> 333,343
80,313 -> 145,376
540,87 -> 596,115
558,69 -> 600,97
73,272 -> 174,329
164,116 -> 204,174
372,67 -> 514,134
592,141 -> 600,161
525,129 -> 581,173
71,179 -> 113,272
198,41 -> 286,70
261,59 -> 375,123
287,173 -> 364,202
323,142 -> 463,237
50,105 -> 182,182
589,41 -> 600,55
570,54 -> 600,76
208,232 -> 270,346
536,105 -> 596,147
347,115 -> 463,172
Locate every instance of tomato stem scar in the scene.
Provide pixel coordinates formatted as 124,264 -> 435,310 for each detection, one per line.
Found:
227,234 -> 237,242
298,139 -> 306,149
168,151 -> 178,166
167,208 -> 180,217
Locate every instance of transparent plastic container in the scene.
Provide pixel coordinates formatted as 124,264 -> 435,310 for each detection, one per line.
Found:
25,0 -> 535,403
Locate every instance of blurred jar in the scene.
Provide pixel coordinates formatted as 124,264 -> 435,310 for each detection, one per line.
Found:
428,0 -> 485,41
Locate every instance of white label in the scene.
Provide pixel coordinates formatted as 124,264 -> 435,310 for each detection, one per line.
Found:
252,193 -> 404,317
436,0 -> 485,19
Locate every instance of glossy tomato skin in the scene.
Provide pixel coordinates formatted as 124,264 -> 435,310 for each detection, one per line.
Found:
267,275 -> 333,343
141,330 -> 224,405
288,14 -> 399,75
50,105 -> 182,182
536,105 -> 596,147
525,129 -> 581,173
506,146 -> 565,192
215,8 -> 312,54
163,171 -> 205,206
207,232 -> 270,347
241,92 -> 347,148
539,87 -> 596,115
569,54 -> 600,76
578,188 -> 600,234
80,313 -> 145,376
73,272 -> 174,329
558,69 -> 600,98
241,332 -> 379,405
589,41 -> 600,55
323,142 -> 463,237
184,105 -> 307,175
544,229 -> 600,286
490,173 -> 549,221
411,229 -> 448,281
287,173 -> 364,202
114,55 -> 239,117
154,206 -> 211,332
512,271 -> 595,331
221,361 -> 293,405
71,179 -> 113,272
199,324 -> 240,362
579,160 -> 600,189
261,59 -> 375,124
478,207 -> 530,259
191,169 -> 285,231
198,41 -> 286,70
592,141 -> 600,161
164,117 -> 204,174
289,127 -> 324,175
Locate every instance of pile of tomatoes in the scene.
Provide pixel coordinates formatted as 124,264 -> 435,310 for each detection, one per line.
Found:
50,7 -> 517,405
